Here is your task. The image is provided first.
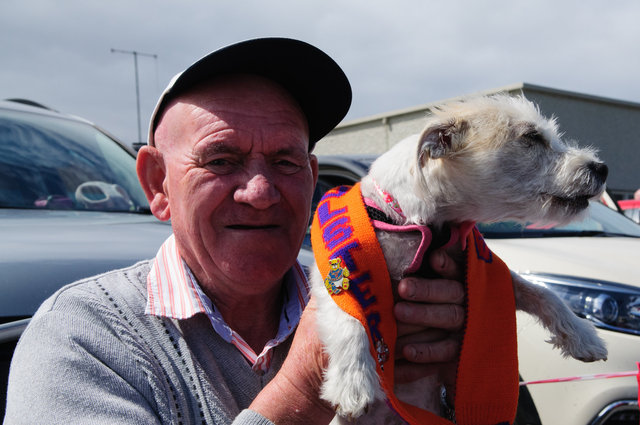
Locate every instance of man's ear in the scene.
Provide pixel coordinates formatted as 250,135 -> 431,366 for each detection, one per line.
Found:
136,146 -> 171,221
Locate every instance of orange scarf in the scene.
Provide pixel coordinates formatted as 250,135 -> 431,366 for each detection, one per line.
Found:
311,183 -> 519,425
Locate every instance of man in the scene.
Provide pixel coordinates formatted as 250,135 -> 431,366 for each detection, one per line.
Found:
5,38 -> 463,424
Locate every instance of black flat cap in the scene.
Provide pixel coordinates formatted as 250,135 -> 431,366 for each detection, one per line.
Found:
148,37 -> 352,150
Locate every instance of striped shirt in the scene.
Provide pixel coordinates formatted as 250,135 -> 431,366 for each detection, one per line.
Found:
145,234 -> 310,373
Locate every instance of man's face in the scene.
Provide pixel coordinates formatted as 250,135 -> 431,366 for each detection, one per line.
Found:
153,76 -> 318,295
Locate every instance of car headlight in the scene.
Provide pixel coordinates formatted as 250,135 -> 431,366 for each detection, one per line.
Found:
520,272 -> 640,335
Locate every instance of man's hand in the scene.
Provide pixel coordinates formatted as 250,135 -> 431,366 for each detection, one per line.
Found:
250,247 -> 465,423
393,247 -> 465,386
248,297 -> 334,425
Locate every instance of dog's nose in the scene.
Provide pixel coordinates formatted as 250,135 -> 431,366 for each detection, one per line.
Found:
588,161 -> 608,183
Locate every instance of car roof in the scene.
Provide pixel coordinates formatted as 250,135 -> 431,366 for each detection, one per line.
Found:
0,98 -> 137,156
1,98 -> 76,119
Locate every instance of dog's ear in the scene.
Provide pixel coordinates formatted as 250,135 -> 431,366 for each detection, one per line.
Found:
417,120 -> 468,163
418,125 -> 452,160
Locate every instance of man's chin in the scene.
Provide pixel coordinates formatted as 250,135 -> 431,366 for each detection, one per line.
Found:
224,251 -> 297,281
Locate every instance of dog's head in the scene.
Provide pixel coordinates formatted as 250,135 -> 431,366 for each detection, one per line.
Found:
408,95 -> 607,225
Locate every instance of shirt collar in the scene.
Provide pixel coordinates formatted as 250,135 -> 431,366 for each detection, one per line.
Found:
146,234 -> 310,372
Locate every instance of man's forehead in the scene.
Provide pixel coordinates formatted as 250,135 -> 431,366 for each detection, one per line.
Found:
180,75 -> 305,117
155,76 -> 310,152
155,77 -> 309,153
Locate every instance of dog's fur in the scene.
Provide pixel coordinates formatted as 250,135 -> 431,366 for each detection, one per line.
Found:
310,95 -> 609,424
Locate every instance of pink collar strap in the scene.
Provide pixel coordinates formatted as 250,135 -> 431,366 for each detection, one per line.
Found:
363,196 -> 476,275
373,179 -> 406,219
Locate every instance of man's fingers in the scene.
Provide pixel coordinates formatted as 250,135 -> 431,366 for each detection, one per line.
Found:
394,328 -> 461,385
395,328 -> 449,352
394,301 -> 465,330
392,247 -> 466,387
429,247 -> 463,281
402,337 -> 461,363
396,276 -> 464,304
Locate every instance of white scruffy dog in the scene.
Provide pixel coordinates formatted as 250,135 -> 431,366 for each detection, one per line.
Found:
310,95 -> 609,424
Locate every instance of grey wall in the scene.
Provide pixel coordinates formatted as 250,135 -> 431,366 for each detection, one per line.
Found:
315,83 -> 640,197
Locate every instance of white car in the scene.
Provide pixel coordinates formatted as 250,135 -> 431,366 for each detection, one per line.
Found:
300,155 -> 640,425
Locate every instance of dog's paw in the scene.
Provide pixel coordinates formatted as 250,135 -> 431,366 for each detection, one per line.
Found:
313,282 -> 385,418
322,371 -> 382,418
321,360 -> 384,418
548,317 -> 608,362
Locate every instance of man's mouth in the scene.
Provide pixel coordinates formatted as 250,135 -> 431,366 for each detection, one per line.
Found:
227,224 -> 279,230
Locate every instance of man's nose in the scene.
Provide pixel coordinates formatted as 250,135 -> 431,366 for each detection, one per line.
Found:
234,172 -> 281,209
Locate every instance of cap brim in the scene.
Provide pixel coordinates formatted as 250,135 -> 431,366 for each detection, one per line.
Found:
149,37 -> 351,150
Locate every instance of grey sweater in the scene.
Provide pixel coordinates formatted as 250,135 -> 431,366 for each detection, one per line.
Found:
4,260 -> 287,425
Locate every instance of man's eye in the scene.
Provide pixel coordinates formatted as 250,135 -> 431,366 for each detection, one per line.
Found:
205,158 -> 237,174
274,159 -> 304,174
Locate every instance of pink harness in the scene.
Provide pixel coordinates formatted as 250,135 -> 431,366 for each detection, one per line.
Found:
363,184 -> 475,274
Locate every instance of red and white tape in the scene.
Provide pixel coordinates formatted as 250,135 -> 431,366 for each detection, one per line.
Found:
520,368 -> 639,386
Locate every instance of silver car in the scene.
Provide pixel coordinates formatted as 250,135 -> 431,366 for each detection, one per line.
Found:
302,155 -> 640,425
0,99 -> 172,415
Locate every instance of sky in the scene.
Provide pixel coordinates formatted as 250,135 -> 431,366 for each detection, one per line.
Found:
2,0 -> 639,148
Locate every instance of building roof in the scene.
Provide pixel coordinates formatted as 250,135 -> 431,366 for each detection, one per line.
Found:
337,82 -> 640,130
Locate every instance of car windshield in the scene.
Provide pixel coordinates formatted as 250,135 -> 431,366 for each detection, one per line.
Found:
0,108 -> 149,212
478,201 -> 640,238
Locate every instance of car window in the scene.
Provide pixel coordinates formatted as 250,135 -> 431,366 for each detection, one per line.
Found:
0,109 -> 148,212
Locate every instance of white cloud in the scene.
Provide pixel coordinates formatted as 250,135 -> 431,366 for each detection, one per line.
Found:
1,0 -> 639,145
